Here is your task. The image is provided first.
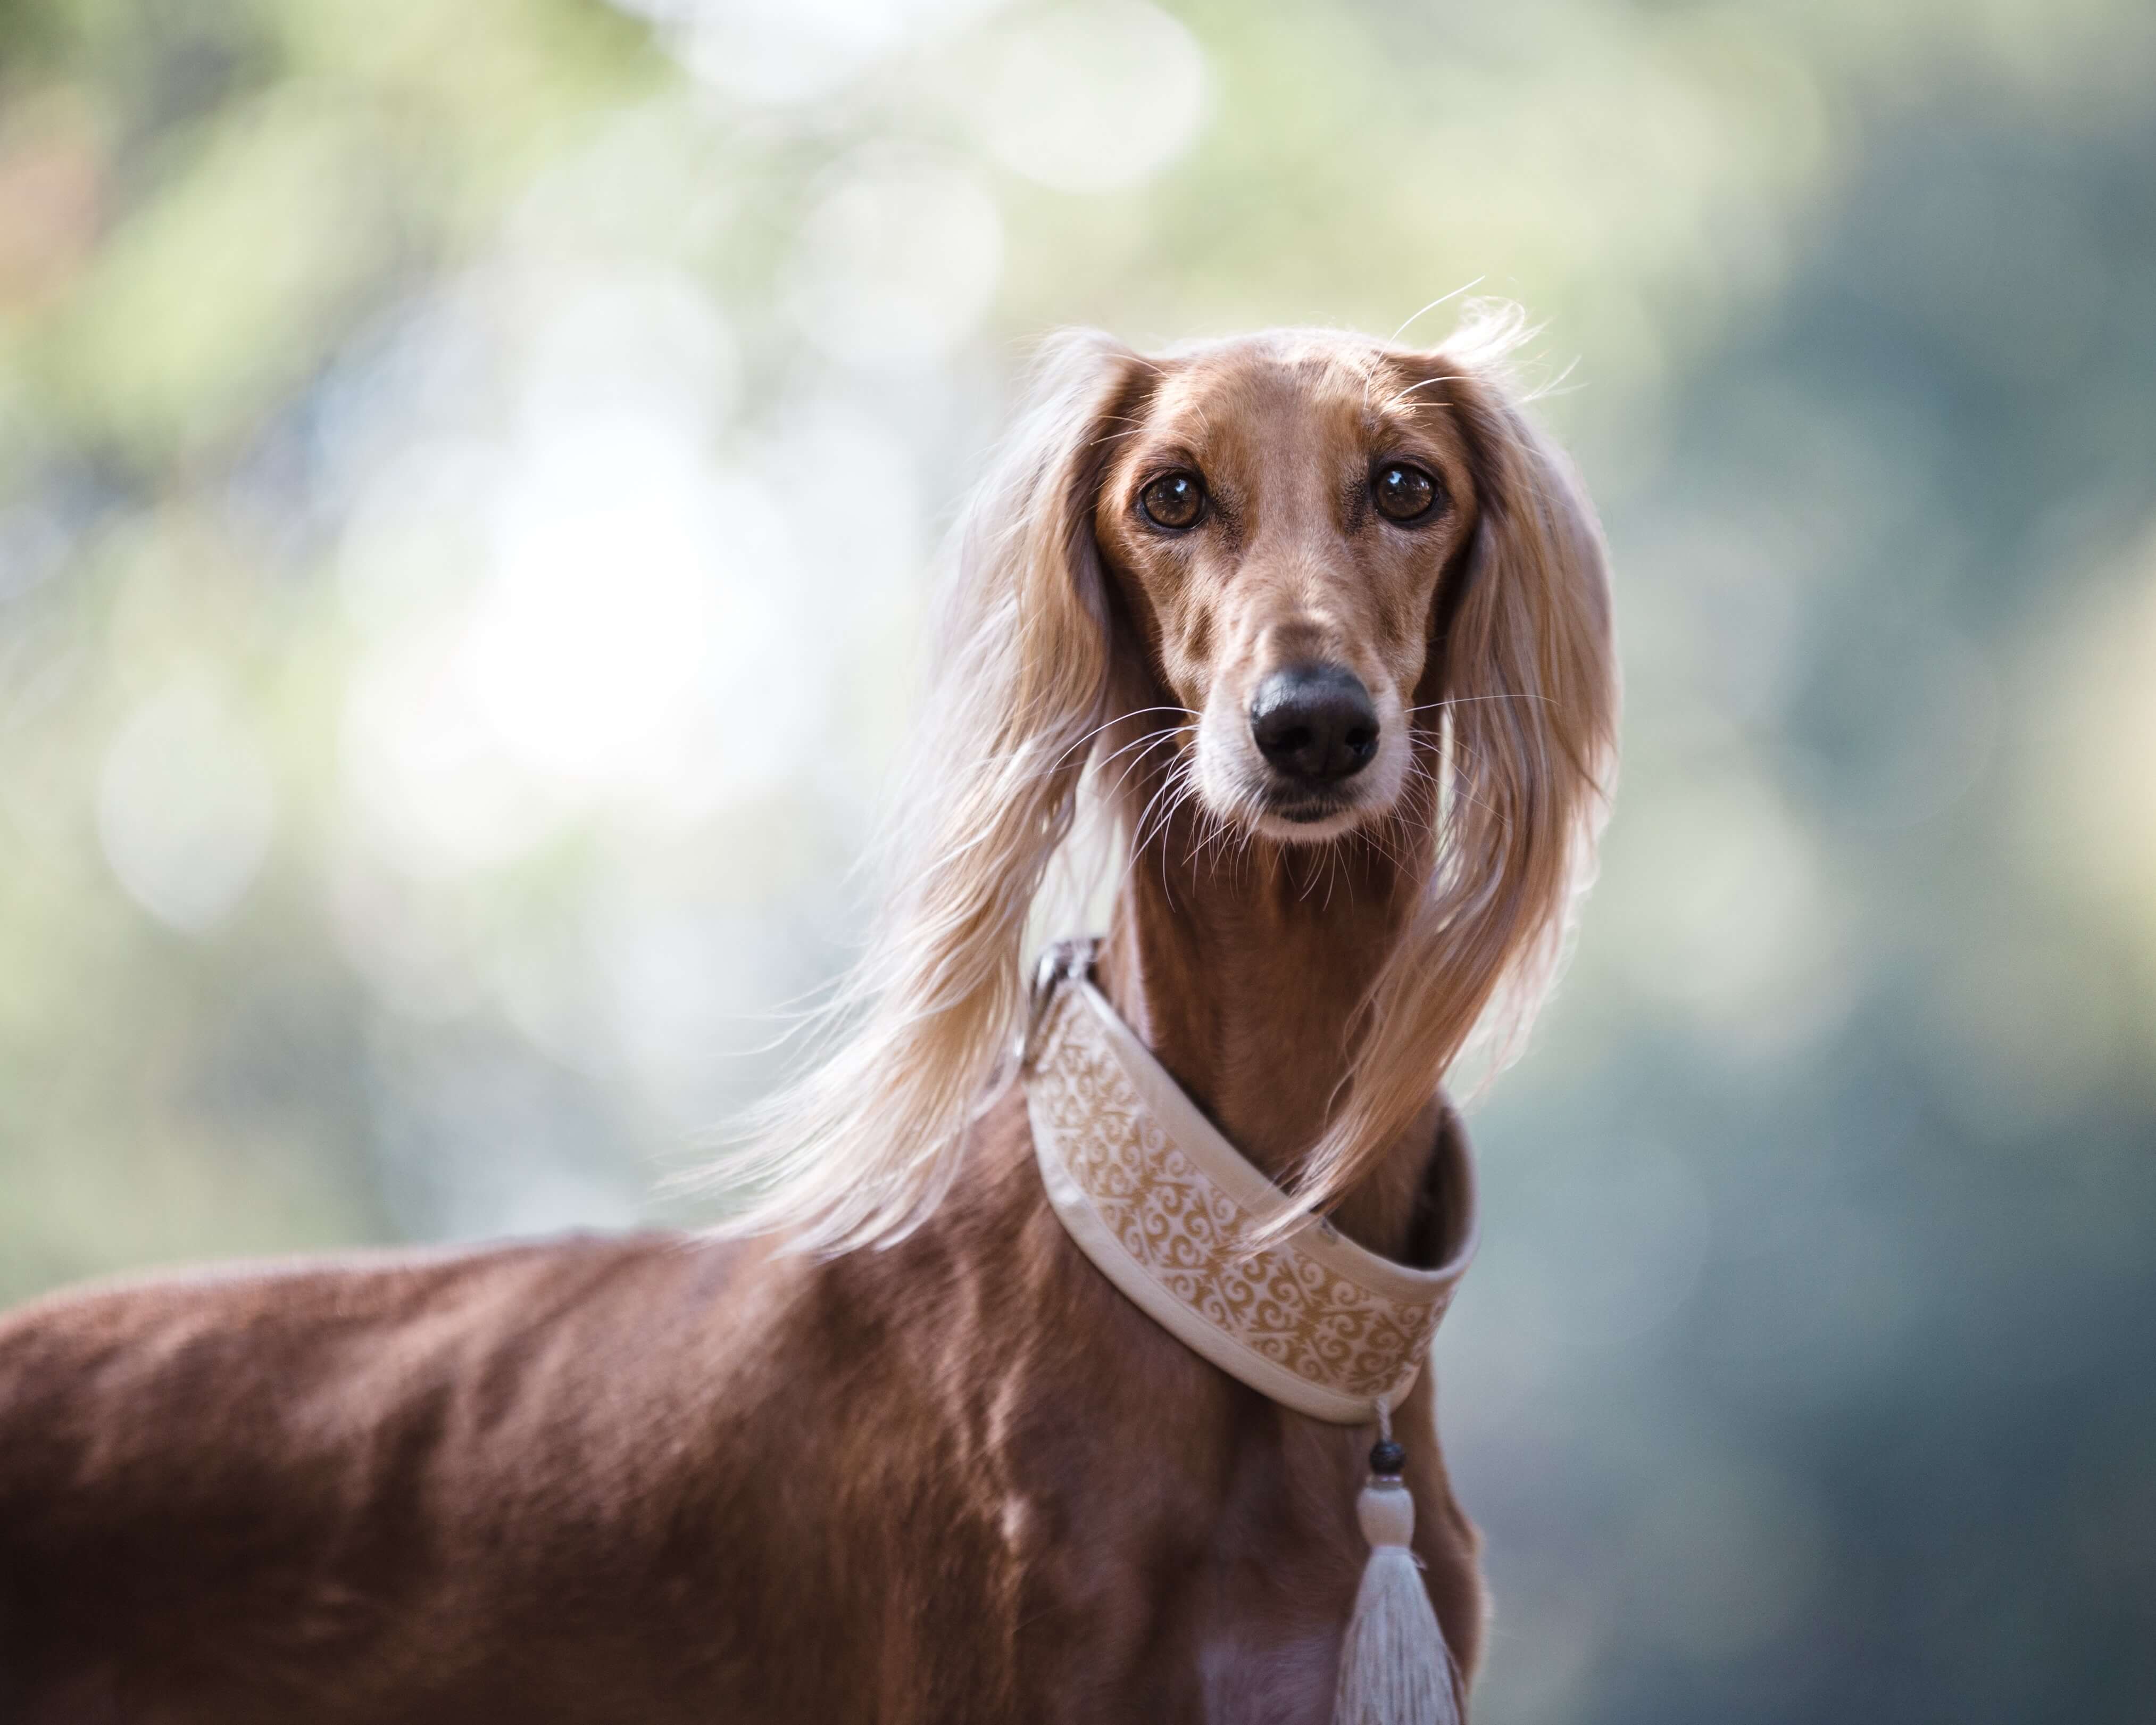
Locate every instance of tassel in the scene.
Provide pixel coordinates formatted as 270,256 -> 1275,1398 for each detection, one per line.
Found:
1334,1399 -> 1459,1725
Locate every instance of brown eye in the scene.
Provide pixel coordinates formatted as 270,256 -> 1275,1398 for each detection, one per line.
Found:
1139,470 -> 1204,530
1373,462 -> 1439,524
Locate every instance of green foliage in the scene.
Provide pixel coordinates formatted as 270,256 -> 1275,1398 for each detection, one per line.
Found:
2,3 -> 2153,1720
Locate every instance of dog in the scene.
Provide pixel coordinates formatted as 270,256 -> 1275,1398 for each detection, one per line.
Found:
0,316 -> 1617,1722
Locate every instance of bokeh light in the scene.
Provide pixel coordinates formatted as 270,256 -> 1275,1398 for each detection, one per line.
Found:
2,2 -> 2152,1720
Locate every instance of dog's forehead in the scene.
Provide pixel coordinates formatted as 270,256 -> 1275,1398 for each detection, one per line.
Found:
1141,335 -> 1436,462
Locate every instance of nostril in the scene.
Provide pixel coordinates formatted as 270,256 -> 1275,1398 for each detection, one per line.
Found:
1248,665 -> 1381,785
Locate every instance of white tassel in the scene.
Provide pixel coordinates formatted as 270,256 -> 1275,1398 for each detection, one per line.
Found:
1334,1403 -> 1460,1725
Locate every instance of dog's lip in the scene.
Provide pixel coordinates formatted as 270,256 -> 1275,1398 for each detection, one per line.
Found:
1254,785 -> 1358,824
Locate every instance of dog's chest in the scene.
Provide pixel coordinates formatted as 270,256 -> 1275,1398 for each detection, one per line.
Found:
1197,1622 -> 1343,1725
985,1394 -> 1369,1721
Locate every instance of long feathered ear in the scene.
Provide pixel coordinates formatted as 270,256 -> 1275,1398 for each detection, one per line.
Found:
1293,314 -> 1620,1221
718,329 -> 1144,1250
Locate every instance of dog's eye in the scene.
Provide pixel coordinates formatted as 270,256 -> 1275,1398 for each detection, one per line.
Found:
1372,463 -> 1440,524
1139,470 -> 1205,531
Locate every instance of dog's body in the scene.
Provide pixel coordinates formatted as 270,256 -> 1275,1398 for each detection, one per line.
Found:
0,324 -> 1613,1721
0,1089 -> 1478,1723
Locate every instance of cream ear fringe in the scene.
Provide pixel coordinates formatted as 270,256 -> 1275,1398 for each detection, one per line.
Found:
1335,1399 -> 1461,1725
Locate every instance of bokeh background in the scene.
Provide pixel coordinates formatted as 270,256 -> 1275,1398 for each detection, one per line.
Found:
3,1 -> 2153,1718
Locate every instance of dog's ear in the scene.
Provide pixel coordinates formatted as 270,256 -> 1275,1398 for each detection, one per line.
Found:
1440,368 -> 1621,836
1429,345 -> 1619,964
1296,329 -> 1618,1222
721,330 -> 1145,1250
935,328 -> 1142,779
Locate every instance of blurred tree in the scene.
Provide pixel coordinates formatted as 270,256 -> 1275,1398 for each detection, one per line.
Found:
1,3 -> 2151,1721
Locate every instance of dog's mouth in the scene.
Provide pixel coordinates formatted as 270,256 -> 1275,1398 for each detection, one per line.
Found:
1262,788 -> 1357,826
1242,779 -> 1381,843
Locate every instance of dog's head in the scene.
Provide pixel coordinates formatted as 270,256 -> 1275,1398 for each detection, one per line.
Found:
734,316 -> 1617,1248
1010,323 -> 1616,875
1091,333 -> 1487,844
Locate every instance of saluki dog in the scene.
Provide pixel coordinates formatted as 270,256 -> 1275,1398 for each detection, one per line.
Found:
0,317 -> 1617,1723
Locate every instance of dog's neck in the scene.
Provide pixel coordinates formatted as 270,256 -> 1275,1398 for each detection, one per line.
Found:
1094,787 -> 1442,1261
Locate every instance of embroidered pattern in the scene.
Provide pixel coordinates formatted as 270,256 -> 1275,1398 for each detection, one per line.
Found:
1029,987 -> 1451,1404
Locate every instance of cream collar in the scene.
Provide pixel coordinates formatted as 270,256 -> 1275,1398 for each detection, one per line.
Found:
1021,943 -> 1477,1424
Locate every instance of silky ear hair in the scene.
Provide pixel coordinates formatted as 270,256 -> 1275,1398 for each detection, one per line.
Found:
714,331 -> 1139,1250
1285,313 -> 1620,1230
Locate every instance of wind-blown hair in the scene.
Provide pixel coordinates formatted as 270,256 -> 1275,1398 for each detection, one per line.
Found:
717,331 -> 1135,1250
717,313 -> 1617,1251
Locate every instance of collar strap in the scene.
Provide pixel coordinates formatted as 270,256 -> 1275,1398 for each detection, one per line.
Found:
1022,944 -> 1477,1424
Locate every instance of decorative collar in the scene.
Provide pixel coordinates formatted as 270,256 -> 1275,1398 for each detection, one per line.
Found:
1021,943 -> 1477,1424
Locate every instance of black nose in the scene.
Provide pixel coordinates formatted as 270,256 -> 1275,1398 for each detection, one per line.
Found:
1249,665 -> 1380,784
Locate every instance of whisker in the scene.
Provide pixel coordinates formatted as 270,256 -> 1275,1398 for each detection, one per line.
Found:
1092,723 -> 1192,775
1403,693 -> 1561,714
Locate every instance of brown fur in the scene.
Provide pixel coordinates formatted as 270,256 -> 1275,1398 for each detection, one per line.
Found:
0,325 -> 1614,1721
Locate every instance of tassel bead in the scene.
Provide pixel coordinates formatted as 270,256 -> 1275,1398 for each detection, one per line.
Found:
1355,1478 -> 1417,1549
1369,1439 -> 1406,1478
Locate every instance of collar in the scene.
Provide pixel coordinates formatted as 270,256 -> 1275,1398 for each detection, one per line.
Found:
1021,942 -> 1477,1424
